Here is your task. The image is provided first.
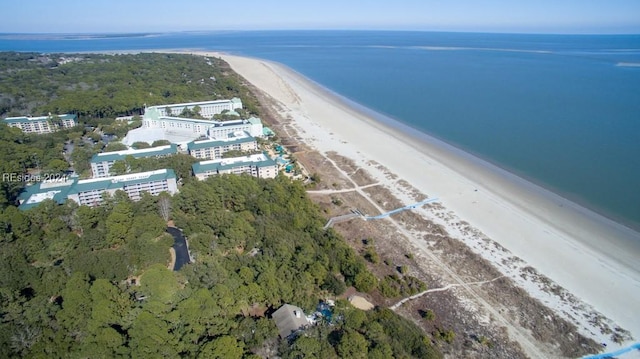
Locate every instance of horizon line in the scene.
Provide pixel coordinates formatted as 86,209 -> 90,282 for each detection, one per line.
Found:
1,29 -> 640,37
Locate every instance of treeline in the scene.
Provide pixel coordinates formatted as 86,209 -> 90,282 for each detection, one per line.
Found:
0,174 -> 441,358
0,52 -> 261,119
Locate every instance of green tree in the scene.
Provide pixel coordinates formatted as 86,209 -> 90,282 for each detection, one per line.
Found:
337,329 -> 368,359
105,201 -> 133,246
151,139 -> 171,147
343,307 -> 367,331
109,160 -> 127,175
129,311 -> 180,358
88,279 -> 130,329
131,141 -> 150,149
199,335 -> 243,359
139,264 -> 180,313
353,271 -> 377,293
103,142 -> 128,152
56,272 -> 92,336
44,158 -> 69,173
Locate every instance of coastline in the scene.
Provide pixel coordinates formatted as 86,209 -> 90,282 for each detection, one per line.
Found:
173,50 -> 639,353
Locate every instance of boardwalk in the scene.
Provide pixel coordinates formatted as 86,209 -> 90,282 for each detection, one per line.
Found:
364,197 -> 439,220
322,198 -> 439,229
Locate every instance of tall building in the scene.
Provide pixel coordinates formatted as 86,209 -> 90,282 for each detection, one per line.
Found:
192,153 -> 278,180
3,114 -> 77,134
18,169 -> 178,210
123,98 -> 264,146
187,131 -> 258,160
154,98 -> 242,118
90,144 -> 178,178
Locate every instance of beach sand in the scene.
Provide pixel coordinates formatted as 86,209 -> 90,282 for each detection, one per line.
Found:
177,51 -> 640,356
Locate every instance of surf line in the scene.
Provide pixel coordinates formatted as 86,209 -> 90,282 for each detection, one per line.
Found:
582,342 -> 640,359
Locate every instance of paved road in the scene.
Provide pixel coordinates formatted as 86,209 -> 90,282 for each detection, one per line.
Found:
166,227 -> 191,271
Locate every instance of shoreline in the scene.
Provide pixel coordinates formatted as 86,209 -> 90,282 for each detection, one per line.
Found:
293,65 -> 640,247
245,51 -> 640,267
193,51 -> 640,343
330,90 -> 640,271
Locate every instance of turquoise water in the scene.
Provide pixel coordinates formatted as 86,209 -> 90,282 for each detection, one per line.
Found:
1,31 -> 639,229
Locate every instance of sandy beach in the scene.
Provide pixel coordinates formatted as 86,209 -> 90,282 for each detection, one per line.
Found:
177,51 -> 640,356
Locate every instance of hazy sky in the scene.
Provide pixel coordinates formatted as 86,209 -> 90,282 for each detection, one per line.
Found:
2,0 -> 639,34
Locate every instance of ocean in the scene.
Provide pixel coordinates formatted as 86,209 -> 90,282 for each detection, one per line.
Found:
1,31 -> 639,229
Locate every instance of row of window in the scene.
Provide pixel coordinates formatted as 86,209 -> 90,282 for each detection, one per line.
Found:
76,182 -> 171,206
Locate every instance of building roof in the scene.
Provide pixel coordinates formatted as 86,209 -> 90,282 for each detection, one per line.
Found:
192,153 -> 276,174
247,117 -> 262,125
91,144 -> 178,163
17,179 -> 77,210
272,304 -> 309,338
186,132 -> 255,151
4,114 -> 77,124
146,98 -> 242,111
263,127 -> 275,136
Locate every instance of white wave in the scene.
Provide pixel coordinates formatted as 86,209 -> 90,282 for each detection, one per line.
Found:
410,45 -> 551,54
616,62 -> 640,67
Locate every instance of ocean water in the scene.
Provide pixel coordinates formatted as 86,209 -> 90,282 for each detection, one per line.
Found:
1,31 -> 639,229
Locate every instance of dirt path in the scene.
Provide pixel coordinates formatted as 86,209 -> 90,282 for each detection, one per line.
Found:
390,275 -> 504,310
316,153 -> 548,359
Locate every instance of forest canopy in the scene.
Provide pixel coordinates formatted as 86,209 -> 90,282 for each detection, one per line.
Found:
0,174 -> 441,358
0,51 -> 261,118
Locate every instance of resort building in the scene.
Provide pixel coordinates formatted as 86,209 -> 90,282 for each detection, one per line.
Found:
3,114 -> 77,134
192,153 -> 278,181
187,131 -> 258,160
153,98 -> 242,118
18,169 -> 177,210
90,144 -> 178,178
122,98 -> 264,146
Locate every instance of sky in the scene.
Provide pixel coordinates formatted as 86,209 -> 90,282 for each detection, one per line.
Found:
2,0 -> 639,34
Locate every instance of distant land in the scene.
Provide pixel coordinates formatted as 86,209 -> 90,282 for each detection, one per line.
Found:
0,32 -> 164,41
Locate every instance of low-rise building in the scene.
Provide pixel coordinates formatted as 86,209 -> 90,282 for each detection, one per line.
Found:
192,153 -> 277,180
90,144 -> 178,178
187,131 -> 257,160
3,114 -> 77,134
272,304 -> 309,339
18,169 -> 178,210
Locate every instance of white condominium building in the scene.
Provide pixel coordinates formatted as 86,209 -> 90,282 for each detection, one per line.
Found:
192,153 -> 278,181
18,169 -> 178,210
123,98 -> 265,146
90,144 -> 178,178
142,107 -> 263,139
3,114 -> 77,134
153,98 -> 242,118
187,131 -> 258,160
67,169 -> 178,207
